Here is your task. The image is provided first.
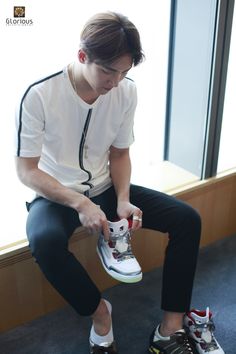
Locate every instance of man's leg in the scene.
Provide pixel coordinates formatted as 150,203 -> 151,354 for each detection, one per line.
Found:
26,194 -> 119,353
26,197 -> 101,316
130,184 -> 201,334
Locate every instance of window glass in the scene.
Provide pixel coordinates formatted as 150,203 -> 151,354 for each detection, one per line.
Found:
165,0 -> 217,177
0,0 -> 170,248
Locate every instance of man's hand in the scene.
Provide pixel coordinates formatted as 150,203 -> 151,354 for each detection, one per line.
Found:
78,198 -> 110,240
117,201 -> 143,231
15,156 -> 111,239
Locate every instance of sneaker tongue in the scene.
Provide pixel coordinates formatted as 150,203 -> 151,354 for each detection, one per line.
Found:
201,331 -> 212,343
115,239 -> 128,253
108,218 -> 129,235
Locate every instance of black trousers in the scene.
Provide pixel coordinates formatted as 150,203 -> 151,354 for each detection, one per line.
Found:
26,184 -> 201,316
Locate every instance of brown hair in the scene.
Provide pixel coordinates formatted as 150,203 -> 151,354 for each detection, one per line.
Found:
80,12 -> 144,66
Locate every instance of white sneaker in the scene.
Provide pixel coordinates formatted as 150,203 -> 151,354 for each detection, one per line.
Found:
184,308 -> 225,354
97,218 -> 142,283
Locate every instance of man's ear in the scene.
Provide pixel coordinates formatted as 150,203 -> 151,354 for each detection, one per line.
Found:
78,49 -> 87,63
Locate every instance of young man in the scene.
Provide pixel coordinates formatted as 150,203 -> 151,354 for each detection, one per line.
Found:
15,12 -> 223,354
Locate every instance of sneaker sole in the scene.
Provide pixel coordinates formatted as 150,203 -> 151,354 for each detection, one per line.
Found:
96,246 -> 142,283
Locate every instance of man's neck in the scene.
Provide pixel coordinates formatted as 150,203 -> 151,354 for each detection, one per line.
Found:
69,62 -> 99,104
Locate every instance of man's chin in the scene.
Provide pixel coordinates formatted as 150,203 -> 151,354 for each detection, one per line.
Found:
101,87 -> 112,94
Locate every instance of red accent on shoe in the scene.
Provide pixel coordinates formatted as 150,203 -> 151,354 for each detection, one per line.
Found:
188,309 -> 213,318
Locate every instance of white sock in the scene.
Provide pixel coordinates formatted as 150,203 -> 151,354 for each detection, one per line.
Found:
154,325 -> 170,341
90,300 -> 114,346
154,325 -> 185,342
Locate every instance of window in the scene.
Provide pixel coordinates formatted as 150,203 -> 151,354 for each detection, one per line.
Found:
164,0 -> 218,178
1,1 -> 170,248
165,0 -> 235,179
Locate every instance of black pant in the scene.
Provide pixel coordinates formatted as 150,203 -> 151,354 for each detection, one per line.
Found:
26,184 -> 201,316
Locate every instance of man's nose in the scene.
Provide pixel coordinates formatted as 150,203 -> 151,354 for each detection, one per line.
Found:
112,72 -> 122,87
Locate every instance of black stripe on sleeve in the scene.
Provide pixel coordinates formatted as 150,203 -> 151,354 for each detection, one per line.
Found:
17,70 -> 63,156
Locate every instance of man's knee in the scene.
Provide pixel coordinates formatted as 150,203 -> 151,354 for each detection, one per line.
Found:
173,201 -> 201,236
187,205 -> 201,232
28,228 -> 67,265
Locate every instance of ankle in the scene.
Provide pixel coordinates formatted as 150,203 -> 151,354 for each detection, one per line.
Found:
92,299 -> 112,336
93,318 -> 111,336
159,322 -> 184,337
159,312 -> 184,337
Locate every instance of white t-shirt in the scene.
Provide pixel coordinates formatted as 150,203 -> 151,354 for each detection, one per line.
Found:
15,66 -> 137,197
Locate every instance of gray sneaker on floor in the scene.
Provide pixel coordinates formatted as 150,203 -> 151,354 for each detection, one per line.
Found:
184,308 -> 225,354
89,339 -> 118,353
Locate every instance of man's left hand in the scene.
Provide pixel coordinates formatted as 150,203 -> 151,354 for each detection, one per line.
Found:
117,201 -> 143,231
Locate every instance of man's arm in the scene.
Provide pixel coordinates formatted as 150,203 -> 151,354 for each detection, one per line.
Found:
15,156 -> 110,237
109,146 -> 142,229
109,146 -> 131,204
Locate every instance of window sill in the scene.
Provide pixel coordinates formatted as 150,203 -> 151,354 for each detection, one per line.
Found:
131,160 -> 200,194
1,161 -> 236,257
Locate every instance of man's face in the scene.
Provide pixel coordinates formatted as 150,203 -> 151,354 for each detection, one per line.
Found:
83,54 -> 133,95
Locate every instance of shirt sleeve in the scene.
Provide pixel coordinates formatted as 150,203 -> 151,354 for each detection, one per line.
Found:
111,79 -> 137,149
15,85 -> 45,157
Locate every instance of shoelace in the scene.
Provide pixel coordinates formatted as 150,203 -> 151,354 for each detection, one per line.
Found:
194,320 -> 219,350
202,339 -> 218,351
175,331 -> 196,353
111,230 -> 134,261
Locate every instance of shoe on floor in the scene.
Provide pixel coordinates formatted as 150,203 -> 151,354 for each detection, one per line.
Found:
184,307 -> 225,354
97,218 -> 142,283
89,339 -> 118,353
149,327 -> 197,354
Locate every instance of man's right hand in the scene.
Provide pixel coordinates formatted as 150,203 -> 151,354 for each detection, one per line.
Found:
78,198 -> 110,240
15,156 -> 110,240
